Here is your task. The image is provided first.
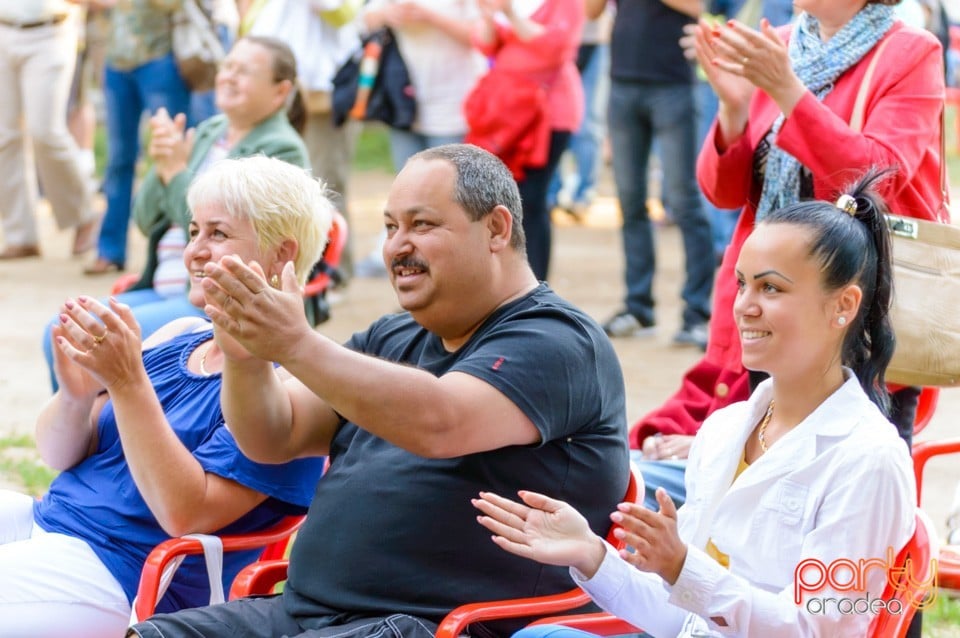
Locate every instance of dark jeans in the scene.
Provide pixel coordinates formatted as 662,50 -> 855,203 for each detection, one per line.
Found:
128,596 -> 438,638
520,130 -> 572,281
608,80 -> 714,327
100,55 -> 191,266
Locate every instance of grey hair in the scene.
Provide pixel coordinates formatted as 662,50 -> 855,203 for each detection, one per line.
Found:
186,155 -> 333,283
411,144 -> 526,254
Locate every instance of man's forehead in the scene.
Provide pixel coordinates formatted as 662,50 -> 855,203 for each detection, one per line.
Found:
386,161 -> 457,213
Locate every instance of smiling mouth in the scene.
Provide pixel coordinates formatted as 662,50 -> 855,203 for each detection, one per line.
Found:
741,330 -> 771,340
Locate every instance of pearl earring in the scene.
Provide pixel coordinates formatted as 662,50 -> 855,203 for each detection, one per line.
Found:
838,316 -> 847,326
270,274 -> 280,289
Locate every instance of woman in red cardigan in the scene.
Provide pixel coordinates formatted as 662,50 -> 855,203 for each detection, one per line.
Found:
470,0 -> 584,281
636,1 -> 945,455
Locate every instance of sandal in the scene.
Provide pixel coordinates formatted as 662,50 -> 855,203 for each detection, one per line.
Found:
83,257 -> 123,276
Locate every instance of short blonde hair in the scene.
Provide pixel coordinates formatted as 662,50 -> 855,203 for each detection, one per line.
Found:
186,155 -> 333,283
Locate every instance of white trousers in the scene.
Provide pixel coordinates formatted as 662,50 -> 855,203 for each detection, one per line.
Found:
0,490 -> 130,638
0,18 -> 93,246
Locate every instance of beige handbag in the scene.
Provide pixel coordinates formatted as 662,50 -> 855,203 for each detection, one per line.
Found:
171,0 -> 225,92
851,37 -> 960,386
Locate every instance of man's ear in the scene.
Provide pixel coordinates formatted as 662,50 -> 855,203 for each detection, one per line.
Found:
486,205 -> 513,252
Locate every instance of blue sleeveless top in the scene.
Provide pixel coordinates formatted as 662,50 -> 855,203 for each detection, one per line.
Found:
34,328 -> 325,612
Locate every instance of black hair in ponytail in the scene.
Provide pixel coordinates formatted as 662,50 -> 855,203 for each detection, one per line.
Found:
760,167 -> 896,413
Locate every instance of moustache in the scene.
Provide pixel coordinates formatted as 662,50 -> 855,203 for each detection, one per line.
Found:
390,257 -> 429,271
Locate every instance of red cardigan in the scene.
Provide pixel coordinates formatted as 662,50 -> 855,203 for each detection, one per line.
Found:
470,0 -> 584,132
632,23 -> 947,448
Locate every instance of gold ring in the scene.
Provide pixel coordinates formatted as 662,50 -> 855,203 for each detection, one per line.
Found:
93,332 -> 107,345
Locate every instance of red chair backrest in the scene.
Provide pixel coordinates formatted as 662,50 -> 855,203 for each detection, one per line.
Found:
867,513 -> 935,638
433,468 -> 640,638
303,210 -> 349,298
912,387 -> 939,436
133,514 -> 305,620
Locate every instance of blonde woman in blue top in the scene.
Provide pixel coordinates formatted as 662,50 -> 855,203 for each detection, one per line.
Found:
0,156 -> 330,637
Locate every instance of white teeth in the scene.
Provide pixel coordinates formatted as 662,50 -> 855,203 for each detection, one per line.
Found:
741,330 -> 769,339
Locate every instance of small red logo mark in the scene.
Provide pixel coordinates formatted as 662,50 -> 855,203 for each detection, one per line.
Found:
492,357 -> 505,371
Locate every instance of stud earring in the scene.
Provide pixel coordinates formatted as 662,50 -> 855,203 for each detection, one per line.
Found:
838,316 -> 847,326
270,274 -> 280,289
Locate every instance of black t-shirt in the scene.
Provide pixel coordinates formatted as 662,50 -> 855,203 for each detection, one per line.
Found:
610,0 -> 696,85
282,284 -> 629,635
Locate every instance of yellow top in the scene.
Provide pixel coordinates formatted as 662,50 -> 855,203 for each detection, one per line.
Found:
705,453 -> 750,568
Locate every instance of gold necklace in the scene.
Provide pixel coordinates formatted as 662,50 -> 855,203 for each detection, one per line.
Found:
757,400 -> 775,453
198,341 -> 216,376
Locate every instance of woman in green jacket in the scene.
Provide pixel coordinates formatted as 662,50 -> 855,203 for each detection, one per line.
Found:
43,35 -> 309,390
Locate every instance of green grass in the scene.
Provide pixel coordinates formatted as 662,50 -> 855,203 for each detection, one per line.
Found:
351,123 -> 395,173
0,435 -> 57,497
924,593 -> 960,637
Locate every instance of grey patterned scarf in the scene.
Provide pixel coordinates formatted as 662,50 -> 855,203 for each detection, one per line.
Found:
755,5 -> 895,220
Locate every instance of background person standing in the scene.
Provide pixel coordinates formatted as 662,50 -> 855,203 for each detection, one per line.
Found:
0,0 -> 100,260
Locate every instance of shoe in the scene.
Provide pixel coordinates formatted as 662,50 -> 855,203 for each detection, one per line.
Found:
673,321 -> 709,350
72,215 -> 101,256
0,244 -> 40,260
603,311 -> 656,338
83,257 -> 123,276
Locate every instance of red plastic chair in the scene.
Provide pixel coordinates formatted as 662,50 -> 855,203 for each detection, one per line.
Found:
303,210 -> 349,327
913,436 -> 960,591
527,513 -> 934,638
110,272 -> 141,296
230,469 -> 641,636
911,386 -> 939,437
133,514 -> 305,621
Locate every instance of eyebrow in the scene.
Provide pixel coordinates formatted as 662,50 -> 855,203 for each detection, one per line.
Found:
753,269 -> 793,283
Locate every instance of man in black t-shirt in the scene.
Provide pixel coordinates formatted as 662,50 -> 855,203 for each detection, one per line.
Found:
129,144 -> 629,638
589,0 -> 715,350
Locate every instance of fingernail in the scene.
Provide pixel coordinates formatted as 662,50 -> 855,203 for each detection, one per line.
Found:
60,314 -> 68,323
65,300 -> 74,309
611,512 -> 623,522
613,528 -> 625,538
78,295 -> 89,303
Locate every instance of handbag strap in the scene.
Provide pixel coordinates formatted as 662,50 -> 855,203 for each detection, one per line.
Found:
849,36 -> 892,133
850,34 -> 950,217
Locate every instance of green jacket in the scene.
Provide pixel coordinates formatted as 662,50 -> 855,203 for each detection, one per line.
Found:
131,110 -> 310,289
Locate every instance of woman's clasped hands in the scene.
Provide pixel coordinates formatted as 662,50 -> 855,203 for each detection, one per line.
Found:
473,486 -> 688,585
52,296 -> 145,393
692,17 -> 805,119
200,256 -> 309,363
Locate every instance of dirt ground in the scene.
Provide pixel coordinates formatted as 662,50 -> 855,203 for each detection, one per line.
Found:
1,164 -> 958,540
